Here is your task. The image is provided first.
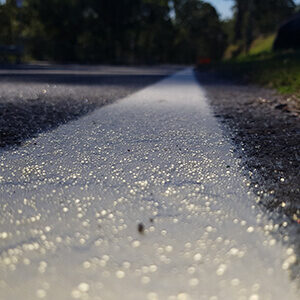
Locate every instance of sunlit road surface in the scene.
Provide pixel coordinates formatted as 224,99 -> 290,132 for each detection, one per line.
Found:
0,69 -> 298,300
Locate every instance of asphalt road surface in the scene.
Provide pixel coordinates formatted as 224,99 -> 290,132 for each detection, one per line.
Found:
0,67 -> 298,299
0,64 -> 180,147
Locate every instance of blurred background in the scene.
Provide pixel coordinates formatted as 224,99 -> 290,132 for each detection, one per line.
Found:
0,0 -> 299,64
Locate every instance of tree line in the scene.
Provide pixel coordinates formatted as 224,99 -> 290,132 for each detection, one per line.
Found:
0,0 -> 298,64
229,0 -> 297,55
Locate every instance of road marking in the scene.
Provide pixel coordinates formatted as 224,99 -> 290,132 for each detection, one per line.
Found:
0,68 -> 298,299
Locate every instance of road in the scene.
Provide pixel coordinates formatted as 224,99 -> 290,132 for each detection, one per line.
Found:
0,68 -> 298,299
0,64 -> 179,147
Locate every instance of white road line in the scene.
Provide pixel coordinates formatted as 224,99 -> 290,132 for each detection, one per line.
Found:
0,68 -> 298,300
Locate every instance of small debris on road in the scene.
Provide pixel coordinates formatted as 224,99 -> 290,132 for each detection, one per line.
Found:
137,223 -> 145,234
275,103 -> 289,111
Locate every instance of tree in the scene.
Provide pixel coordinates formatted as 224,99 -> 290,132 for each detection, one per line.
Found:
233,0 -> 296,53
16,0 -> 227,63
0,0 -> 20,45
173,0 -> 227,62
137,0 -> 175,63
22,0 -> 85,61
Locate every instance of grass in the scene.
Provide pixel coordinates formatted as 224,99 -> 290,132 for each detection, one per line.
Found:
204,35 -> 300,99
248,34 -> 275,56
221,51 -> 300,95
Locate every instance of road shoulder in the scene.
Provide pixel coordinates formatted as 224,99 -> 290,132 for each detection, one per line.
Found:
195,70 -> 300,279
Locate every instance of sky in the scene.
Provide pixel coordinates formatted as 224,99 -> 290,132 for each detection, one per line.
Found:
206,0 -> 300,20
206,0 -> 234,19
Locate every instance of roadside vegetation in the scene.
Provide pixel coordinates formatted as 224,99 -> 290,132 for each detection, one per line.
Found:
202,0 -> 300,103
209,36 -> 300,100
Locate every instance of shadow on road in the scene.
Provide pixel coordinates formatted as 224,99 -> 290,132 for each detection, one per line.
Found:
0,64 -> 177,149
0,98 -> 96,147
0,72 -> 172,86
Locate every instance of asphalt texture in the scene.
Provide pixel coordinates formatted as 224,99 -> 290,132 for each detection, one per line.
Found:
195,70 -> 300,281
0,64 -> 181,148
0,68 -> 298,299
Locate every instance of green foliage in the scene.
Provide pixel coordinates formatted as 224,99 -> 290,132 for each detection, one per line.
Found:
174,0 -> 227,62
0,0 -> 227,64
232,0 -> 296,53
217,34 -> 300,99
252,0 -> 296,34
210,50 -> 300,98
0,0 -> 21,45
248,34 -> 275,55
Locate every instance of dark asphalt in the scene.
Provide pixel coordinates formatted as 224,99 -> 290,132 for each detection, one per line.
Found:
0,64 -> 181,148
195,70 -> 300,282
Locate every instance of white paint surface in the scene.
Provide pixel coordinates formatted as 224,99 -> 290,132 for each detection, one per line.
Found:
0,69 -> 298,300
